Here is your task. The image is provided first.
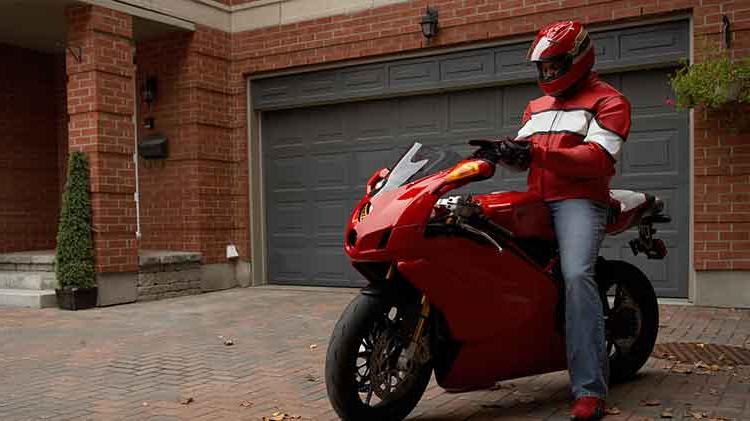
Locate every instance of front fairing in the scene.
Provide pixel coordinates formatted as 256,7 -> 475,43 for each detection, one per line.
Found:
345,171 -> 446,262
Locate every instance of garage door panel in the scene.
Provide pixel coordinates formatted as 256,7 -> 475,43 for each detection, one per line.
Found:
447,89 -> 499,134
269,203 -> 308,235
619,24 -> 688,62
313,199 -> 349,233
389,59 -> 439,88
342,65 -> 386,95
398,96 -> 446,136
350,100 -> 397,141
494,45 -> 534,80
267,157 -> 309,190
441,51 -> 494,82
312,248 -> 354,282
354,149 -> 399,185
620,129 -> 678,175
308,106 -> 345,144
503,84 -> 540,128
621,70 -> 678,116
269,247 -> 308,284
313,153 -> 350,189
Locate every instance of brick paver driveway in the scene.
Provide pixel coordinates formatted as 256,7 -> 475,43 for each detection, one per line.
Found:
1,286 -> 750,420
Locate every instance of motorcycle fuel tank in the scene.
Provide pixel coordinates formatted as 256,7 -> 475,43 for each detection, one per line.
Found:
472,191 -> 555,241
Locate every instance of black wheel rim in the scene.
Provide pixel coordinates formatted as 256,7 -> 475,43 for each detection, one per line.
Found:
354,305 -> 425,407
604,282 -> 643,359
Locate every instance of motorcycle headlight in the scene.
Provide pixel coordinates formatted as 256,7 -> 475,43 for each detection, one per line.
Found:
358,202 -> 373,222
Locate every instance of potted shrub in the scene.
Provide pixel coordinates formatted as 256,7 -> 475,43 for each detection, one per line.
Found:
670,54 -> 750,109
54,151 -> 97,310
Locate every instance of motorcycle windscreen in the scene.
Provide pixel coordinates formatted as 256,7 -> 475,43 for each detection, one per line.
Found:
372,142 -> 461,198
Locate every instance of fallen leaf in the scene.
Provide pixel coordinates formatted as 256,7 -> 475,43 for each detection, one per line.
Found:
640,399 -> 662,406
304,373 -> 318,382
673,366 -> 693,374
309,344 -> 317,350
606,407 -> 621,415
179,396 -> 194,405
661,407 -> 674,418
697,343 -> 706,348
709,388 -> 718,395
689,411 -> 708,419
695,361 -> 710,370
224,338 -> 234,346
239,400 -> 253,408
263,412 -> 302,421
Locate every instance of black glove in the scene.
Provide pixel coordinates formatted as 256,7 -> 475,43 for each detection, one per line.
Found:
469,138 -> 532,170
497,138 -> 532,170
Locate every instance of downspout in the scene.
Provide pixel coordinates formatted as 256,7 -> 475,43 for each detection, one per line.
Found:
133,55 -> 142,240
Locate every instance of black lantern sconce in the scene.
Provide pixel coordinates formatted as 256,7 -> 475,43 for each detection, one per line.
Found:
420,6 -> 439,40
142,76 -> 157,107
141,76 -> 157,129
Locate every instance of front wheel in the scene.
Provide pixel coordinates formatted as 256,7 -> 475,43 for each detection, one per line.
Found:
598,260 -> 659,383
325,293 -> 432,421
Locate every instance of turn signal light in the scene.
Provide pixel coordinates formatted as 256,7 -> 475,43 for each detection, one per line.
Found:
445,160 -> 493,182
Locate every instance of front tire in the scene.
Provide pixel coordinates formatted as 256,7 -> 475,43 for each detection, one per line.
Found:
598,260 -> 659,383
325,293 -> 432,421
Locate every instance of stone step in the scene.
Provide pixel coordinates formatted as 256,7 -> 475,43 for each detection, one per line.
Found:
0,289 -> 57,308
0,251 -> 55,272
0,272 -> 57,290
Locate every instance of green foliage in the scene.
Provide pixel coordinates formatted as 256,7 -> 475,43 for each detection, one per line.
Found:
55,152 -> 96,289
670,55 -> 750,109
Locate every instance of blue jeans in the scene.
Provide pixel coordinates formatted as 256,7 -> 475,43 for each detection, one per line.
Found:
548,199 -> 608,399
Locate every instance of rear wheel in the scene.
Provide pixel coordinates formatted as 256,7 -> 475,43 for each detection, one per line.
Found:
598,260 -> 659,383
325,293 -> 432,421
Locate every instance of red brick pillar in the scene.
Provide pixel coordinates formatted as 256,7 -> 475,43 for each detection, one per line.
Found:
65,5 -> 138,280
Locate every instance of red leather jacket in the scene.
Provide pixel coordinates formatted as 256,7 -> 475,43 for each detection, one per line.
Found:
516,72 -> 631,205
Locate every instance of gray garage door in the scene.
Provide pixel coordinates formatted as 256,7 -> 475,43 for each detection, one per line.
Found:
256,21 -> 689,297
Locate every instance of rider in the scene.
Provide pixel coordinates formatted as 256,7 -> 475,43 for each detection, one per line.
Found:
486,21 -> 631,420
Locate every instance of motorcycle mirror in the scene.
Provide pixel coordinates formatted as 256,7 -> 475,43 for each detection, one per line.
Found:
366,167 -> 390,195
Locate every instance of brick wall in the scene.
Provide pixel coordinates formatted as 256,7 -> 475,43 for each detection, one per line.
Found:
135,27 -> 248,264
232,0 -> 750,271
66,4 -> 139,273
0,44 -> 63,254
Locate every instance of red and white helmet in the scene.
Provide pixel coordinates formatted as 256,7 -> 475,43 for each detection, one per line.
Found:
528,21 -> 595,96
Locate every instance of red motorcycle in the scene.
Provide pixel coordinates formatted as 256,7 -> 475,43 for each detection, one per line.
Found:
325,141 -> 669,420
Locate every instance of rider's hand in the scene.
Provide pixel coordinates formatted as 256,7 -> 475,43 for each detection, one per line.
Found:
497,138 -> 532,171
470,138 -> 532,171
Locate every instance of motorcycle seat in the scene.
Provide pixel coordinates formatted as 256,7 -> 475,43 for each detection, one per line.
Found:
606,190 -> 668,235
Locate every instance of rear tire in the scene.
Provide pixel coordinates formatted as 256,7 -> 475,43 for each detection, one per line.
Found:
598,260 -> 659,383
325,293 -> 432,421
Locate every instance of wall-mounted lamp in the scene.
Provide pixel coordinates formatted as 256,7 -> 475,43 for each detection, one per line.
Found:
420,6 -> 439,40
722,15 -> 732,49
142,76 -> 157,106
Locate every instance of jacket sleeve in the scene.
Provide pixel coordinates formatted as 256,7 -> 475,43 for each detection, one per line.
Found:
532,95 -> 631,178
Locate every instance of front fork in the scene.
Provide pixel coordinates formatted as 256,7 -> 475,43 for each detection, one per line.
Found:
398,294 -> 431,370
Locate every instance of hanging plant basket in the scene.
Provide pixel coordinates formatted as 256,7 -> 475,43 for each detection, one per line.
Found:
670,55 -> 750,109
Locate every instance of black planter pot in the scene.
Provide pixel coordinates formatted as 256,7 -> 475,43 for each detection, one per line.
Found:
55,287 -> 98,310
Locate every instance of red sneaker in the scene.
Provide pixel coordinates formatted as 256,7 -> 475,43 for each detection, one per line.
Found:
570,397 -> 606,420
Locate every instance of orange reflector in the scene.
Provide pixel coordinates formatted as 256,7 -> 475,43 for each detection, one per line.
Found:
445,160 -> 484,182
